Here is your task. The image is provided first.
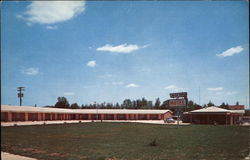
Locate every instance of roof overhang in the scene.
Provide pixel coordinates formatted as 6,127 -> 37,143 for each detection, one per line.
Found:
1,105 -> 172,115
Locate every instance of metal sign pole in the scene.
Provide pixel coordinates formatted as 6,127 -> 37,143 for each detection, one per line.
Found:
177,109 -> 180,129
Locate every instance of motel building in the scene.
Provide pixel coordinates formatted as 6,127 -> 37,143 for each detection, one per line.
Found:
1,105 -> 172,122
182,106 -> 245,125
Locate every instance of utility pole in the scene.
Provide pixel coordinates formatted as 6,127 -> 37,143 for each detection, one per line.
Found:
17,87 -> 25,106
199,86 -> 200,105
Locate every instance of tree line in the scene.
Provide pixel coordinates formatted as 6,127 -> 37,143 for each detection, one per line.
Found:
44,96 -> 242,112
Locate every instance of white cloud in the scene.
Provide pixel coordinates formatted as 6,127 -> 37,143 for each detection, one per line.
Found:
21,67 -> 40,75
207,87 -> 224,91
112,81 -> 124,85
46,25 -> 58,30
64,92 -> 75,96
18,1 -> 85,25
96,44 -> 149,53
87,61 -> 96,67
164,85 -> 187,92
216,46 -> 244,57
174,88 -> 187,92
164,85 -> 176,90
125,83 -> 140,88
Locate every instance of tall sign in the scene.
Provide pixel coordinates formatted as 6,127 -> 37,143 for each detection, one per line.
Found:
168,92 -> 188,108
170,92 -> 187,99
168,92 -> 188,128
169,99 -> 187,107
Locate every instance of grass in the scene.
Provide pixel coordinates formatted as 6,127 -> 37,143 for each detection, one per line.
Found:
1,122 -> 249,160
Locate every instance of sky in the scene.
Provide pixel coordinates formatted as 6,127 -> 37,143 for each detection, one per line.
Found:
1,1 -> 249,108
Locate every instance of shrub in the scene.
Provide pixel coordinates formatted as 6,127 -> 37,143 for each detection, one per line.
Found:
149,138 -> 158,147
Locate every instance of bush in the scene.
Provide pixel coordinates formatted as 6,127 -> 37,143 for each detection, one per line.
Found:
149,138 -> 158,147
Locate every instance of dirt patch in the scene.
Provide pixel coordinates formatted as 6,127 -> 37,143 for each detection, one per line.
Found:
105,156 -> 119,160
32,149 -> 46,154
79,133 -> 117,138
22,148 -> 34,152
49,152 -> 61,156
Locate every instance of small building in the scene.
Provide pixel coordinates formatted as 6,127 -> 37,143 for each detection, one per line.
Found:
1,105 -> 172,122
182,106 -> 244,125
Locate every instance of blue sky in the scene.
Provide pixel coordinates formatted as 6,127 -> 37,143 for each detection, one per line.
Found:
1,1 -> 249,108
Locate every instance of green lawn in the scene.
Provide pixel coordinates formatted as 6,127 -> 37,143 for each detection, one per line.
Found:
1,122 -> 249,160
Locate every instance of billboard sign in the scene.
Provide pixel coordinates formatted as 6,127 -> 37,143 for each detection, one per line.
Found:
170,92 -> 187,98
169,99 -> 187,107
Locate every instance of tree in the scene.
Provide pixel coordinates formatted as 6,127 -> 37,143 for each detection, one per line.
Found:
186,100 -> 195,111
161,100 -> 169,109
136,99 -> 142,109
185,100 -> 202,111
193,104 -> 202,110
219,102 -> 229,109
236,101 -> 239,105
141,97 -> 148,109
188,100 -> 194,107
154,98 -> 161,109
81,104 -> 86,109
115,102 -> 120,108
106,102 -> 113,109
132,100 -> 137,109
71,103 -> 79,109
147,101 -> 153,109
122,99 -> 132,109
55,97 -> 70,108
207,101 -> 214,107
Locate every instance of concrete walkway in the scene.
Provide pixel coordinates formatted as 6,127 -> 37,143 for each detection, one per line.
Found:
1,120 -> 91,127
1,120 -> 190,127
1,152 -> 37,160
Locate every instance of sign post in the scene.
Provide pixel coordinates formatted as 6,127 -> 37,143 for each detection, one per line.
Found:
177,109 -> 180,128
168,92 -> 188,129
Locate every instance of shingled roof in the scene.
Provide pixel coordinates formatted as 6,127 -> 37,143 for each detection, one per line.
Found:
190,106 -> 244,114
